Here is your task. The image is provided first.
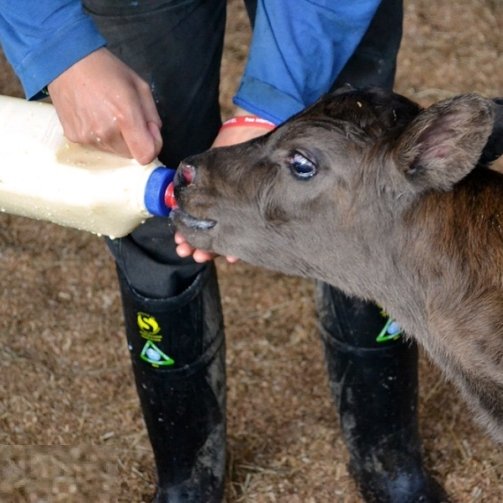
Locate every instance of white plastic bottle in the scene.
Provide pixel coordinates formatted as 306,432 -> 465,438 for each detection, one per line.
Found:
0,95 -> 176,238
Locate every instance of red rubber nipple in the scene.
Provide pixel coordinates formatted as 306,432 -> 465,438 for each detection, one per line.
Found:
164,181 -> 178,209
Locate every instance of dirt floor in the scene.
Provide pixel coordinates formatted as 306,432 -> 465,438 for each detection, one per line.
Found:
0,1 -> 502,502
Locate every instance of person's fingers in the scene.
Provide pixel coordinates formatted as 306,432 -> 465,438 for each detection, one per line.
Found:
174,231 -> 187,244
86,120 -> 132,158
137,79 -> 162,129
100,104 -> 161,163
116,99 -> 159,164
192,249 -> 215,263
174,228 -> 238,263
175,242 -> 194,257
176,242 -> 213,262
118,79 -> 163,163
147,121 -> 163,158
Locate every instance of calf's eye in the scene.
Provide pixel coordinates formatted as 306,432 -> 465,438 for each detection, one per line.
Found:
288,151 -> 317,180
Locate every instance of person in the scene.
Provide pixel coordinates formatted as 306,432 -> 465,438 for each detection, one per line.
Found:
0,1 -> 449,501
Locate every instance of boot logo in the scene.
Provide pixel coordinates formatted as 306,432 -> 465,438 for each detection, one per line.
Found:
376,316 -> 403,343
137,312 -> 162,342
136,313 -> 175,367
140,340 -> 175,367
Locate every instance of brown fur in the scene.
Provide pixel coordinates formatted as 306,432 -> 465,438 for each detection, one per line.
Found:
172,88 -> 503,441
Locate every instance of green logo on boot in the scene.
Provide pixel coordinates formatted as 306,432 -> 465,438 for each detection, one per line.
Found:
376,317 -> 402,343
140,340 -> 175,367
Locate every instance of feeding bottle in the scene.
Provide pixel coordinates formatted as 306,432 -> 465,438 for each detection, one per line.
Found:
0,95 -> 177,238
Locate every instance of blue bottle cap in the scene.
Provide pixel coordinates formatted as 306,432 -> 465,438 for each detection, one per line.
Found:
144,166 -> 176,217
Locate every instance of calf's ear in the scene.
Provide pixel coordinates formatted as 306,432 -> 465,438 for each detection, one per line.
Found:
394,94 -> 494,191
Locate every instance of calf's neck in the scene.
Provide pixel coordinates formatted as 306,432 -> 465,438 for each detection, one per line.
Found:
172,88 -> 503,441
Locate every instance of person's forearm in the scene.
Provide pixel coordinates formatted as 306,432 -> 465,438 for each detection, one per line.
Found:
0,0 -> 105,98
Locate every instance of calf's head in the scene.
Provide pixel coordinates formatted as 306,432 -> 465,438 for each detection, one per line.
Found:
171,88 -> 495,283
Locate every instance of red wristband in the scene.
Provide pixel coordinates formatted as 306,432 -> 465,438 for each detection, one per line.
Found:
220,115 -> 276,131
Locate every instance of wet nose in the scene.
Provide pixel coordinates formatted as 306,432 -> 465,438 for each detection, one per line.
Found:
180,162 -> 196,185
174,161 -> 197,201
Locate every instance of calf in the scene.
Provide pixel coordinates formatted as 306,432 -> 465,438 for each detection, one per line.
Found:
172,88 -> 503,441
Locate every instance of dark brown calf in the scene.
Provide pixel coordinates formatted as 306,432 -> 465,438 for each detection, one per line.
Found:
172,88 -> 503,442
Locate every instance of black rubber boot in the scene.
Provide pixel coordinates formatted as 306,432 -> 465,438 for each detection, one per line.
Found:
316,284 -> 449,503
117,263 -> 226,503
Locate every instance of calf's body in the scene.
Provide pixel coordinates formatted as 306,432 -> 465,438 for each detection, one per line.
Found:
172,88 -> 503,441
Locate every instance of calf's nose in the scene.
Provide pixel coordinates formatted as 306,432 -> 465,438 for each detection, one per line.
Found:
173,162 -> 197,202
180,162 -> 196,185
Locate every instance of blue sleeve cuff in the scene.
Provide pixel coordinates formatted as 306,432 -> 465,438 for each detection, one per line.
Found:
15,17 -> 106,99
233,76 -> 305,125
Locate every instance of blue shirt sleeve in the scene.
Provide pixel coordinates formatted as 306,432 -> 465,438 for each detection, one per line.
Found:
233,0 -> 382,124
0,1 -> 106,99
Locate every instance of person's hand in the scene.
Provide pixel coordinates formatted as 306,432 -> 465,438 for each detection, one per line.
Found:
47,47 -> 162,165
174,231 -> 240,263
174,110 -> 275,263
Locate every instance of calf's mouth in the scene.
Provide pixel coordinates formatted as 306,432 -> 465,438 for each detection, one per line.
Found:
170,161 -> 217,231
171,208 -> 216,230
